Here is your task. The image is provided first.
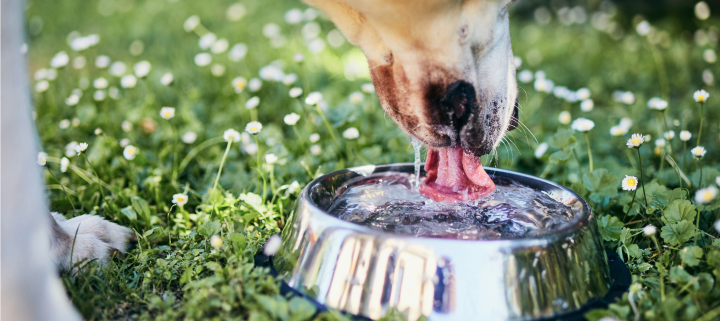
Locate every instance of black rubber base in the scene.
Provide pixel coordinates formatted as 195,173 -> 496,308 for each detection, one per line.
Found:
255,249 -> 630,321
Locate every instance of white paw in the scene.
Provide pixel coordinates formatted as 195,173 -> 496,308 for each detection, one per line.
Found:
50,212 -> 135,271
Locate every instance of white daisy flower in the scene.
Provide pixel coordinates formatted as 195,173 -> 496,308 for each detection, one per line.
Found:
60,157 -> 70,173
514,56 -> 522,69
534,78 -> 554,92
34,69 -> 49,80
535,70 -> 546,79
72,118 -> 80,127
663,131 -> 675,140
343,127 -> 359,140
621,92 -> 635,105
210,235 -> 223,249
285,8 -> 303,24
123,145 -> 138,160
172,193 -> 189,206
134,61 -> 151,78
182,132 -> 197,144
610,125 -> 628,136
93,77 -> 108,89
693,89 -> 710,103
622,175 -> 638,191
259,65 -> 285,81
642,225 -> 656,236
263,234 -> 282,256
580,99 -> 594,112
226,3 -> 246,21
184,15 -> 200,32
553,86 -> 569,99
282,73 -> 297,85
310,144 -> 321,155
245,121 -> 262,135
265,153 -> 278,164
109,61 -> 127,77
361,83 -> 375,93
95,55 -> 111,68
309,133 -> 320,143
558,111 -> 571,125
248,78 -> 262,92
65,94 -> 80,106
121,75 -> 137,88
289,87 -> 303,98
305,92 -> 323,105
626,133 -> 644,148
647,97 -> 668,110
160,107 -> 175,120
119,138 -> 130,148
691,146 -> 706,158
94,128 -> 103,135
287,181 -> 300,194
223,129 -> 241,142
245,96 -> 260,109
517,70 -> 533,83
655,139 -> 666,147
160,73 -> 174,86
619,118 -> 632,129
72,56 -> 86,69
534,142 -> 548,158
679,130 -> 692,142
231,77 -> 247,93
37,152 -> 47,166
571,118 -> 594,132
194,53 -> 212,66
349,92 -> 364,104
229,43 -> 248,61
695,185 -> 718,204
93,90 -> 106,101
293,53 -> 305,62
576,88 -> 591,100
715,220 -> 720,233
35,81 -> 50,93
50,51 -> 69,68
75,142 -> 88,155
211,64 -> 225,77
211,38 -> 229,54
636,21 -> 651,36
199,33 -> 217,50
121,121 -> 133,132
284,113 -> 301,125
59,119 -> 71,129
243,143 -> 258,155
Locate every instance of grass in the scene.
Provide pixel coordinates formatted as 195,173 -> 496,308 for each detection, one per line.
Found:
27,0 -> 720,320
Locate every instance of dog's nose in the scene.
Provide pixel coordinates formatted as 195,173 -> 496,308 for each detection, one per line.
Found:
442,81 -> 475,132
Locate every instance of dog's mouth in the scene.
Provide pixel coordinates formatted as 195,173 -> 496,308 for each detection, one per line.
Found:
420,147 -> 495,203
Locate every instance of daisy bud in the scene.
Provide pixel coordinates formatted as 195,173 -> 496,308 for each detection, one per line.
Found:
262,234 -> 282,256
210,235 -> 223,249
643,225 -> 656,236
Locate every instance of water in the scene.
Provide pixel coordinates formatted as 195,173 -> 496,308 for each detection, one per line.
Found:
411,138 -> 422,192
327,172 -> 576,240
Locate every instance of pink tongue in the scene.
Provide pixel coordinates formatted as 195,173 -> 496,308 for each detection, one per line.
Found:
420,147 -> 495,203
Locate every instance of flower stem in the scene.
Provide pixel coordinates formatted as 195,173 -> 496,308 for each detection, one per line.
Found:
636,148 -> 649,209
169,121 -> 179,183
292,126 -> 305,150
624,188 -> 638,219
584,133 -> 593,173
210,141 -> 232,200
699,159 -> 704,188
697,102 -> 704,147
540,163 -> 553,178
83,154 -> 106,204
314,104 -> 340,148
46,167 -> 77,213
572,149 -> 585,180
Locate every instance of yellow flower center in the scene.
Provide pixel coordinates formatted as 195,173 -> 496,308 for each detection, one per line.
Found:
632,139 -> 640,145
250,127 -> 257,131
235,83 -> 246,89
703,191 -> 712,200
698,96 -> 706,102
627,178 -> 636,186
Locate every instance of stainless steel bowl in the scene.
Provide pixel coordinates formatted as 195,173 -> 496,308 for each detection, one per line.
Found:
273,164 -> 614,321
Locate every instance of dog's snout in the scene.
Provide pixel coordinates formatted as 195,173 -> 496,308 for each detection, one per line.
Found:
442,81 -> 476,132
507,98 -> 519,131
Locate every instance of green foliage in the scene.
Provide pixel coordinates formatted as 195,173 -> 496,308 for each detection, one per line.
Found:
27,0 -> 720,319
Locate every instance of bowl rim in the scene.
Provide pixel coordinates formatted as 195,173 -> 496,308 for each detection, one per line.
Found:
300,162 -> 592,245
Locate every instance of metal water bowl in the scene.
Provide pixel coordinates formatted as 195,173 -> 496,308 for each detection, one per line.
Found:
270,164 -> 628,321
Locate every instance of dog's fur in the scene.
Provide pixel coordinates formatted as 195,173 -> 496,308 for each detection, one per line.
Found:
305,0 -> 519,156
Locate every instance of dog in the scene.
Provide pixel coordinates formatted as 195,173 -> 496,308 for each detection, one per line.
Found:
304,0 -> 520,202
2,0 -> 519,318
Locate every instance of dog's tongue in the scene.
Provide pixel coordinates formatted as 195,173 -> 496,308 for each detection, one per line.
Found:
420,147 -> 495,203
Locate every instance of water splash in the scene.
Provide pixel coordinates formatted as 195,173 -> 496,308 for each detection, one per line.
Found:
327,172 -> 576,240
411,137 -> 422,192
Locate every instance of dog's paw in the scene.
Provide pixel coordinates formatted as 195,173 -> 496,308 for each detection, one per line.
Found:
50,212 -> 135,271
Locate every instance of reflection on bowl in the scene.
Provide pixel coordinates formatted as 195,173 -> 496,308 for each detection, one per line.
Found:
273,164 -> 612,321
